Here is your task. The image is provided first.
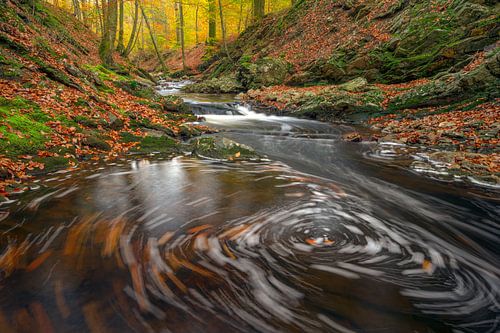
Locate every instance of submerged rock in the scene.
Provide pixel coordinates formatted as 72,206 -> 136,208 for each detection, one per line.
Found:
192,137 -> 260,160
342,132 -> 362,142
160,95 -> 191,113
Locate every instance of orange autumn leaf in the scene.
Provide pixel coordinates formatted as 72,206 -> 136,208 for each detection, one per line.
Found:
422,259 -> 433,272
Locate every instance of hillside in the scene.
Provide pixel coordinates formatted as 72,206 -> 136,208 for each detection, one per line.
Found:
192,0 -> 498,85
0,0 -> 204,196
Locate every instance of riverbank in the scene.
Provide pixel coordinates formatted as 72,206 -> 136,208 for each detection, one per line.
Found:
0,1 -> 211,197
237,68 -> 499,183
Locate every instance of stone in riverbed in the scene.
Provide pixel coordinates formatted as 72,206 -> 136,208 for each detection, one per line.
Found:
342,132 -> 362,142
160,95 -> 191,113
192,137 -> 260,160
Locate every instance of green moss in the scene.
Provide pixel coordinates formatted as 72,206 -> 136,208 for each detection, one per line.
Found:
113,80 -> 155,99
163,112 -> 197,122
83,132 -> 111,151
120,132 -> 141,143
74,97 -> 90,108
82,64 -> 127,82
34,156 -> 71,173
136,100 -> 162,110
0,51 -> 24,79
0,97 -> 51,157
132,136 -> 179,154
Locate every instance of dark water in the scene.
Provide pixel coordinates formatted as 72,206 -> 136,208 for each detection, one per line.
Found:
0,83 -> 498,333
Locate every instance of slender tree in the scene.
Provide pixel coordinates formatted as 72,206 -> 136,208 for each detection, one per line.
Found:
237,0 -> 243,33
95,0 -> 103,34
176,0 -> 186,69
122,0 -> 139,56
218,0 -> 231,61
116,0 -> 125,53
207,0 -> 216,44
253,0 -> 264,21
139,3 -> 168,74
195,0 -> 200,44
72,0 -> 82,20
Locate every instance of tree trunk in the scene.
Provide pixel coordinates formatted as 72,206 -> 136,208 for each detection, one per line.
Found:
109,0 -> 118,47
207,0 -> 216,45
178,0 -> 186,70
139,3 -> 168,74
95,0 -> 103,34
253,0 -> 264,21
99,0 -> 118,66
116,0 -> 124,52
174,1 -> 181,46
81,0 -> 88,23
218,0 -> 231,61
72,0 -> 82,20
195,0 -> 200,44
237,0 -> 243,33
122,0 -> 139,57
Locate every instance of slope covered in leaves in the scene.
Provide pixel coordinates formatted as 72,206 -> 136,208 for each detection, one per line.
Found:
200,0 -> 498,86
0,0 -> 205,196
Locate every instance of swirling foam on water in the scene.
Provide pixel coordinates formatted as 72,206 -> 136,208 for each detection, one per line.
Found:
0,157 -> 498,332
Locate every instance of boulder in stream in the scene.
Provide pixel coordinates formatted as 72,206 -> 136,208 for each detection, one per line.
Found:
192,137 -> 260,161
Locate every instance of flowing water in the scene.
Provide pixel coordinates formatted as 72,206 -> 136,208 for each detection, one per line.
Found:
0,81 -> 498,333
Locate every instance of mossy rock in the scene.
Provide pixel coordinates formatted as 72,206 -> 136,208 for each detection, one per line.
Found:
160,95 -> 191,113
0,51 -> 25,79
83,134 -> 111,151
105,113 -> 125,130
338,77 -> 369,92
238,57 -> 291,89
178,125 -> 201,140
121,129 -> 180,154
113,79 -> 156,99
131,135 -> 179,154
192,137 -> 259,160
30,57 -> 83,91
33,156 -> 71,174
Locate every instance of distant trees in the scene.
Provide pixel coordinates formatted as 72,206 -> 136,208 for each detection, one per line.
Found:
59,0 -> 293,65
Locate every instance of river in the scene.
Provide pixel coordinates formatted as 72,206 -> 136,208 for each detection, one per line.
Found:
0,81 -> 498,332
